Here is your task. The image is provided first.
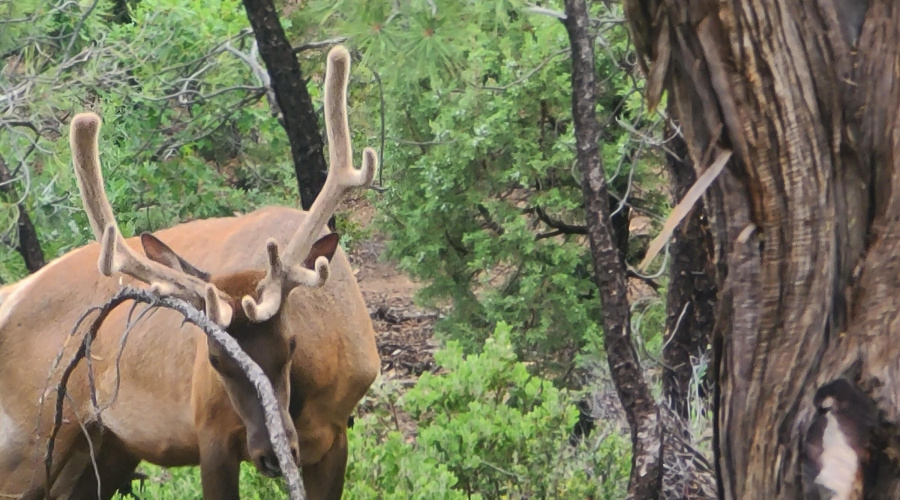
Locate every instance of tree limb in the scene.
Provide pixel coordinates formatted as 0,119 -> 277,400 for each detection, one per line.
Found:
533,205 -> 588,235
562,0 -> 662,497
292,37 -> 349,54
0,154 -> 44,273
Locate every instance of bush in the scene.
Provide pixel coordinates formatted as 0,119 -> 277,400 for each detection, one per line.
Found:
110,328 -> 629,500
346,322 -> 630,499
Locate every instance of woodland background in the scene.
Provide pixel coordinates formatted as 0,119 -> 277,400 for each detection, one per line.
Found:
0,0 -> 712,498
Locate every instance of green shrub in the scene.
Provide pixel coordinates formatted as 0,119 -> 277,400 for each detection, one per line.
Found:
112,462 -> 286,500
346,322 -> 630,499
110,328 -> 629,500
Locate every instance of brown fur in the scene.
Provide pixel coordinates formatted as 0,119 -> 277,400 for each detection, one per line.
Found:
0,208 -> 379,499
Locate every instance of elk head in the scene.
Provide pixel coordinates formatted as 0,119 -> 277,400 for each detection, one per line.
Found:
68,45 -> 377,477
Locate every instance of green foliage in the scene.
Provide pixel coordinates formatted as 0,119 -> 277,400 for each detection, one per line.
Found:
346,322 -> 631,499
0,0 -> 299,282
290,0 -> 669,375
111,462 -> 287,500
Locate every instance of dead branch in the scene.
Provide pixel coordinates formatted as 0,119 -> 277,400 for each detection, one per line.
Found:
223,40 -> 281,120
292,37 -> 349,54
532,205 -> 588,235
47,286 -> 305,499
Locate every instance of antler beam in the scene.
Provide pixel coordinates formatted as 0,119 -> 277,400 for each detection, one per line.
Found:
241,45 -> 378,322
69,113 -> 234,326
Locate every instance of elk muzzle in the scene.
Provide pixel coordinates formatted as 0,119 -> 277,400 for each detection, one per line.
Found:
247,404 -> 300,478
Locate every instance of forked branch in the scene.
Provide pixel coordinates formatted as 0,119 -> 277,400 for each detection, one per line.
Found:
48,287 -> 305,499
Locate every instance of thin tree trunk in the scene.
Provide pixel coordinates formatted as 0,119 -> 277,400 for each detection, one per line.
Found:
240,0 -> 329,211
662,123 -> 716,419
563,1 -> 662,496
625,1 -> 900,498
0,156 -> 45,273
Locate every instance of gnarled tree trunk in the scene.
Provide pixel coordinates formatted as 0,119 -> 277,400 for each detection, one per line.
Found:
626,0 -> 900,498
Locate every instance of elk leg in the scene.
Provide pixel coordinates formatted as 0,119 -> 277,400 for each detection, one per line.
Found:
302,431 -> 348,500
66,433 -> 141,500
198,436 -> 240,500
20,421 -> 103,500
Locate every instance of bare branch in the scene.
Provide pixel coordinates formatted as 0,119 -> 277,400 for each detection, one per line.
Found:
292,37 -> 349,54
224,40 -> 281,119
482,49 -> 570,92
524,5 -> 567,20
532,205 -> 587,236
48,287 -> 306,499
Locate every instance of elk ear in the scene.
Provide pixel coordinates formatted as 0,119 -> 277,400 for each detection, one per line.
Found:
140,233 -> 211,282
302,233 -> 340,269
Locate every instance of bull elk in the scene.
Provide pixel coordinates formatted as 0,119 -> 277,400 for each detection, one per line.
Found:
0,45 -> 380,499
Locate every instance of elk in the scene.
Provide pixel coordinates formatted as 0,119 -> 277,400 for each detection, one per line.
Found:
0,45 -> 380,500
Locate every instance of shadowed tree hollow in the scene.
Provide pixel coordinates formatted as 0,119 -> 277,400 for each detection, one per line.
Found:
626,0 -> 900,498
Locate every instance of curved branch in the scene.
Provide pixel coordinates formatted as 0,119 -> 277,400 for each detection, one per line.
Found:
533,205 -> 587,235
48,287 -> 305,499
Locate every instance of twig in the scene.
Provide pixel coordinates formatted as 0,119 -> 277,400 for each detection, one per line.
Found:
47,287 -> 305,499
482,49 -> 570,91
292,37 -> 349,54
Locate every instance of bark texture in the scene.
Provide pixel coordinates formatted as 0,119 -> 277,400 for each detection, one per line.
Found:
563,1 -> 661,496
0,155 -> 45,273
241,0 -> 329,211
625,0 -> 900,497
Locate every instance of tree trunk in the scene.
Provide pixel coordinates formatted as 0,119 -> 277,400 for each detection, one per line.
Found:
662,123 -> 717,419
241,0 -> 329,211
625,0 -> 900,497
563,1 -> 662,496
0,156 -> 45,273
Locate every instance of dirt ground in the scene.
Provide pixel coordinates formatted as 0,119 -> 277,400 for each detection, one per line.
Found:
341,194 -> 441,381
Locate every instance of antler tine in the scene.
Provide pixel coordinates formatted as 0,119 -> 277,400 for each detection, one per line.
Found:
69,113 -> 234,326
241,45 -> 376,322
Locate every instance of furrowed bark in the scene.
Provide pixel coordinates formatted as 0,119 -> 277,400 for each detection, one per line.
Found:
240,0 -> 329,211
624,0 -> 900,498
563,0 -> 661,496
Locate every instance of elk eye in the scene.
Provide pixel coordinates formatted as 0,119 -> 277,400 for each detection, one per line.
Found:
209,355 -> 220,369
289,337 -> 298,354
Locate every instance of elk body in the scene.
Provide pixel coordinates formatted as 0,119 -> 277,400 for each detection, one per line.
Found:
0,46 -> 379,500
